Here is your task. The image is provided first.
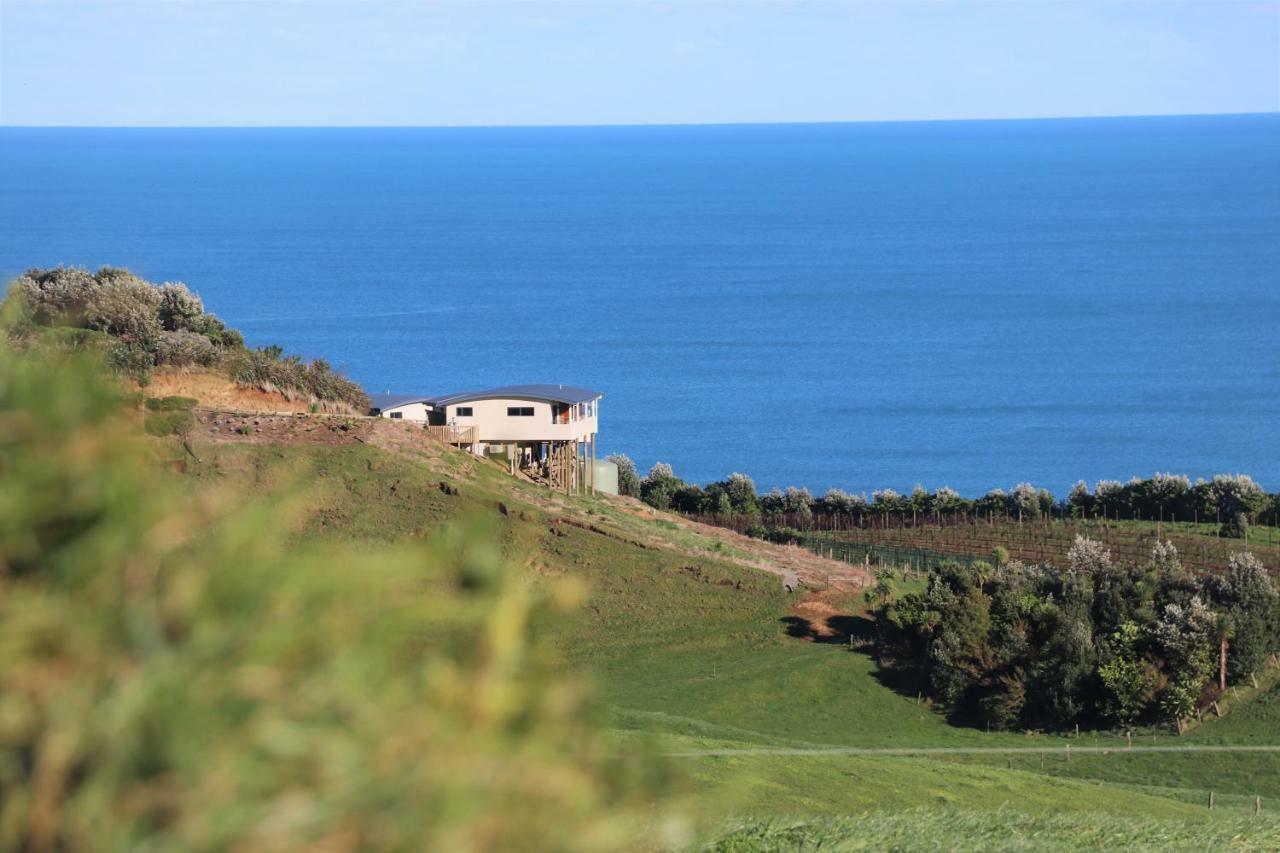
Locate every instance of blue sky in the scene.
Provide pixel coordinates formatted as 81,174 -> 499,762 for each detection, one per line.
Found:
1,1 -> 1276,126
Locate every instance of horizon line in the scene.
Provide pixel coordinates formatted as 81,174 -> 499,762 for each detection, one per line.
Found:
2,109 -> 1276,131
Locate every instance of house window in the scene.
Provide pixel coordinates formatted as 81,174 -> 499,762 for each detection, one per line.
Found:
456,407 -> 473,417
389,411 -> 403,419
507,406 -> 534,417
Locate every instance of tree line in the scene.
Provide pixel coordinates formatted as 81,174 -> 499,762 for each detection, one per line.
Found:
604,456 -> 1279,541
867,538 -> 1278,733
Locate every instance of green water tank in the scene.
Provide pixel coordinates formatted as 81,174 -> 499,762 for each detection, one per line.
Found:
593,459 -> 619,495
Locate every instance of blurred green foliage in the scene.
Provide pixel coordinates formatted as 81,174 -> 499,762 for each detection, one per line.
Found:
0,336 -> 678,851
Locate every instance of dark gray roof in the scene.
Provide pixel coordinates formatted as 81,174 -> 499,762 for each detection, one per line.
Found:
368,392 -> 435,411
430,384 -> 602,406
368,385 -> 602,412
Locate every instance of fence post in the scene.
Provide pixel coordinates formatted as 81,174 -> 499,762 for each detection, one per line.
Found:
1209,791 -> 1215,810
1256,796 -> 1262,817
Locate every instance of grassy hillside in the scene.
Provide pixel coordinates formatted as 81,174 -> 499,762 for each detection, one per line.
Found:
160,425 -> 1280,846
710,810 -> 1279,852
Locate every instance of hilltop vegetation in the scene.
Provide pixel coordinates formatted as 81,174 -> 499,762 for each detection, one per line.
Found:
3,266 -> 368,411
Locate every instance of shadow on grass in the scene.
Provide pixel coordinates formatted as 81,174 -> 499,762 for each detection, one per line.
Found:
779,613 -> 876,645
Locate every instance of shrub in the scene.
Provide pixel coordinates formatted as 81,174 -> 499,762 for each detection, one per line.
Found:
144,408 -> 195,436
83,268 -> 163,345
640,462 -> 683,511
156,281 -> 205,330
763,526 -> 803,546
144,395 -> 198,411
156,328 -> 219,366
4,266 -> 367,411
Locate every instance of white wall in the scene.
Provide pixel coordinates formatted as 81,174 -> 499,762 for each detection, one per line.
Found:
444,397 -> 598,442
378,402 -> 433,422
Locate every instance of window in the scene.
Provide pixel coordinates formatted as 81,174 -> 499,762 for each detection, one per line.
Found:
456,407 -> 473,417
389,411 -> 403,419
507,406 -> 534,417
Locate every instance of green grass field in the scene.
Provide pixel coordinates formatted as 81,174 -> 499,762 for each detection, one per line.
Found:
171,436 -> 1280,848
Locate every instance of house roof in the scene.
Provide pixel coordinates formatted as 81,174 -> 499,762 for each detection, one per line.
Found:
368,385 -> 602,412
368,392 -> 435,411
430,384 -> 603,406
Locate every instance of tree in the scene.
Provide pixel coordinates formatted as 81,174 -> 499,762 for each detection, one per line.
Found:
1213,552 -> 1279,682
1011,482 -> 1040,520
1154,597 -> 1217,723
865,568 -> 897,608
1149,472 -> 1190,520
1098,622 -> 1156,728
639,462 -> 683,510
724,472 -> 759,512
1206,475 -> 1268,538
1095,480 -> 1126,519
782,486 -> 814,529
1068,480 -> 1092,518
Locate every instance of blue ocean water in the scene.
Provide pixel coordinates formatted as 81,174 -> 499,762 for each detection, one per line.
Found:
2,115 -> 1277,496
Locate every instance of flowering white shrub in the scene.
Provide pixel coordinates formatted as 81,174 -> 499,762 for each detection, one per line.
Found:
1149,539 -> 1181,574
1067,535 -> 1112,574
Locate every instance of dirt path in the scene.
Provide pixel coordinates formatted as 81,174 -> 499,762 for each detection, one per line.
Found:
612,500 -> 872,591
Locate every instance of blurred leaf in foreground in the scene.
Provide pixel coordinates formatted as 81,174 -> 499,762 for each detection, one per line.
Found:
0,328 -> 680,851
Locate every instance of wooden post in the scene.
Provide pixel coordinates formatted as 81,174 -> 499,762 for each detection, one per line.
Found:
1209,791 -> 1215,810
1221,638 -> 1229,692
1126,731 -> 1132,751
1256,796 -> 1262,817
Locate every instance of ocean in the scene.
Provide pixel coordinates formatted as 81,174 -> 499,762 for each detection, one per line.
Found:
2,114 -> 1277,496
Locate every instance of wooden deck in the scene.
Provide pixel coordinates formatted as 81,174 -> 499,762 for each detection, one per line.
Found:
424,425 -> 478,446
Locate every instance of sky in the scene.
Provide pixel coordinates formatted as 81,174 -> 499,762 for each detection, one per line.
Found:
0,1 -> 1276,126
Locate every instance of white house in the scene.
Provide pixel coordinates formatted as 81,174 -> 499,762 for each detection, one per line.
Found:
369,385 -> 604,494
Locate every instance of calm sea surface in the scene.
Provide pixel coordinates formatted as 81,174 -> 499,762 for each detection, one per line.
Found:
2,116 -> 1278,495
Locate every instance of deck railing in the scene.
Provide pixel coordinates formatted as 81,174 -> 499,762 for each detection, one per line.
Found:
425,425 -> 478,445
